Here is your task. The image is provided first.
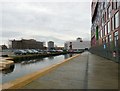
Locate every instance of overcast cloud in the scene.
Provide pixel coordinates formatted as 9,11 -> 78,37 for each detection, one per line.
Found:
0,0 -> 91,47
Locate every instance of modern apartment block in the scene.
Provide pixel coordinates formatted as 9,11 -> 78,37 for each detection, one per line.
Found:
64,38 -> 90,51
90,0 -> 120,62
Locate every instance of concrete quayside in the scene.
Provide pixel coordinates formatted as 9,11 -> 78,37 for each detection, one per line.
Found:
1,51 -> 118,90
20,52 -> 118,89
1,53 -> 76,85
2,54 -> 80,89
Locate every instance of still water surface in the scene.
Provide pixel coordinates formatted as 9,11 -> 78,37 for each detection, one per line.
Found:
1,54 -> 74,84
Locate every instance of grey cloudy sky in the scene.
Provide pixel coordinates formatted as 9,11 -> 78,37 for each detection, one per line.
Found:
0,0 -> 91,47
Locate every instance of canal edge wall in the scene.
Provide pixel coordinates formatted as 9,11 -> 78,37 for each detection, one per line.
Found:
2,54 -> 80,90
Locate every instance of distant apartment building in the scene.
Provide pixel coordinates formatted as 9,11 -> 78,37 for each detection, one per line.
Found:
9,39 -> 44,49
48,41 -> 54,50
64,38 -> 90,51
90,1 -> 120,62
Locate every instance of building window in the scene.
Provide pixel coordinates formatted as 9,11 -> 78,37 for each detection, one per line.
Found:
101,12 -> 106,23
102,16 -> 104,26
108,34 -> 112,42
112,2 -> 114,9
112,0 -> 120,9
103,2 -> 105,9
105,1 -> 108,9
117,0 -> 120,9
98,30 -> 101,39
103,28 -> 105,37
96,26 -> 99,40
106,36 -> 108,43
117,1 -> 120,9
69,42 -> 72,50
114,31 -> 119,47
102,38 -> 105,44
107,5 -> 112,19
115,11 -> 119,29
108,21 -> 111,33
113,1 -> 117,9
101,3 -> 103,10
101,29 -> 103,38
112,16 -> 115,31
107,6 -> 110,19
105,12 -> 107,22
104,24 -> 107,35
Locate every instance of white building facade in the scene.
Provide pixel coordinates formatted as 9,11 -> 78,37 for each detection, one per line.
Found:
64,38 -> 90,51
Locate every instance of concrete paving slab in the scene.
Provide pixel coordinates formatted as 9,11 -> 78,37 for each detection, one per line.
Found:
88,53 -> 118,89
21,52 -> 118,89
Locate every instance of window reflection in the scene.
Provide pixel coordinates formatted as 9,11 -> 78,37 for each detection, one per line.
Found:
115,11 -> 119,29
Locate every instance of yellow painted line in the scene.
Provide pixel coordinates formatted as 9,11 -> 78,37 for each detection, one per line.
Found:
2,54 -> 80,90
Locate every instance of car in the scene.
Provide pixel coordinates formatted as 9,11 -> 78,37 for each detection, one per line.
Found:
14,50 -> 27,55
25,49 -> 34,54
48,50 -> 56,53
56,50 -> 63,52
31,49 -> 39,54
36,49 -> 44,54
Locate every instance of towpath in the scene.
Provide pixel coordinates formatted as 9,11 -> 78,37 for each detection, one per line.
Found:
21,52 -> 118,89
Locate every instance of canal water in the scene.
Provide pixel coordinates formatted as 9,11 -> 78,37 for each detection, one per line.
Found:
0,54 -> 74,84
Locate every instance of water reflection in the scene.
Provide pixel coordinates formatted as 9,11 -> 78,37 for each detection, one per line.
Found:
48,56 -> 54,60
2,65 -> 15,74
69,54 -> 73,57
64,54 -> 73,59
20,58 -> 44,65
64,54 -> 69,59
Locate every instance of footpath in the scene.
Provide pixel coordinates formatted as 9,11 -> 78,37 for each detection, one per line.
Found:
21,52 -> 118,89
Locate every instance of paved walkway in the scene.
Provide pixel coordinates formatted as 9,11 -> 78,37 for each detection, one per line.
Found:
21,52 -> 118,89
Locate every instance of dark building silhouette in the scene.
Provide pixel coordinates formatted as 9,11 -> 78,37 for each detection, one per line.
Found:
10,39 -> 44,49
48,41 -> 54,50
0,45 -> 8,50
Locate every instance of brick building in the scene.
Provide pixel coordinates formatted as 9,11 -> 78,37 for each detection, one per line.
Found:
9,39 -> 44,50
90,0 -> 120,62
